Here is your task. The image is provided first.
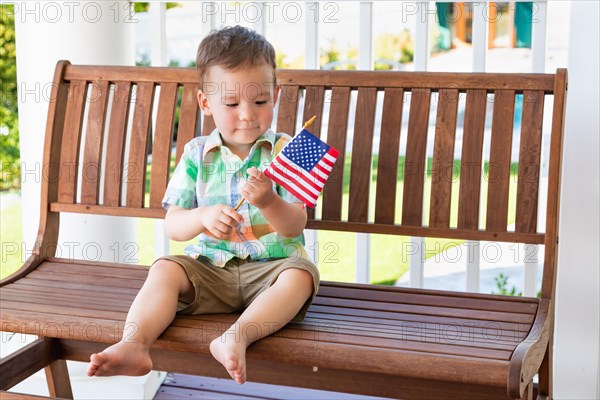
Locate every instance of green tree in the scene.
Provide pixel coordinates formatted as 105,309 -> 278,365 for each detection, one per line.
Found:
0,4 -> 20,190
133,2 -> 180,13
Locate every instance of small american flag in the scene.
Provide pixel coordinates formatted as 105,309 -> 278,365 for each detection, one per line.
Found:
265,128 -> 339,208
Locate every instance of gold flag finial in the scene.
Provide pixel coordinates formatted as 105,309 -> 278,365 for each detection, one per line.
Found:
303,115 -> 317,129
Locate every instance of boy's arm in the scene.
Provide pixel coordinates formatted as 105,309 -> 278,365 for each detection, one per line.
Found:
259,197 -> 307,238
241,167 -> 307,238
165,204 -> 244,242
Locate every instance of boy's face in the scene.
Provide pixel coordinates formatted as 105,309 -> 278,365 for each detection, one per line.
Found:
198,63 -> 279,156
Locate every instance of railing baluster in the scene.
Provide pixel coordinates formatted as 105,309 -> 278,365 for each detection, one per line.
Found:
355,1 -> 374,284
414,1 -> 430,71
470,4 -> 489,291
532,1 -> 548,73
152,3 -> 169,259
303,2 -> 320,265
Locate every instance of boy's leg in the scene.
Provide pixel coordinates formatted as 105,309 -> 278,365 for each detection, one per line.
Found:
210,267 -> 314,384
87,260 -> 194,377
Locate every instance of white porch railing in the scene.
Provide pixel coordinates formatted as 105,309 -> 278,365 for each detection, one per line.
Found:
149,1 -> 550,296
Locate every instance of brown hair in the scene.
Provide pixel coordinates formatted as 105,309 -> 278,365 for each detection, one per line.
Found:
196,25 -> 276,87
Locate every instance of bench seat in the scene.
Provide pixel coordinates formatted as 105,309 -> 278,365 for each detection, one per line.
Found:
1,258 -> 545,399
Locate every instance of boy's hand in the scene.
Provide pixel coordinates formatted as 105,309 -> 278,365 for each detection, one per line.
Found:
241,167 -> 276,209
199,204 -> 244,240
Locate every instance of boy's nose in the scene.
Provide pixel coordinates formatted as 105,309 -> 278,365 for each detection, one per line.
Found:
238,103 -> 257,122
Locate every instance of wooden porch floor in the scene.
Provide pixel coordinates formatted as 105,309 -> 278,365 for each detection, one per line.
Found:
154,373 -> 395,400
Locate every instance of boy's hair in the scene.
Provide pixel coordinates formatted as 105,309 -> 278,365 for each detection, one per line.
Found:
196,25 -> 277,87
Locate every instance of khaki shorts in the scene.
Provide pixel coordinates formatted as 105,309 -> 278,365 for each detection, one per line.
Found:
154,255 -> 320,321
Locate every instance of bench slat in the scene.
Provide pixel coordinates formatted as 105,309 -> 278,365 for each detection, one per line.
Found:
312,297 -> 534,324
516,90 -> 545,233
0,291 -> 132,314
16,277 -> 139,296
402,89 -> 431,226
4,283 -> 136,302
150,82 -> 179,209
276,85 -> 299,135
374,88 -> 404,224
348,88 -> 377,223
317,284 -> 537,314
458,89 -> 487,230
103,82 -> 132,207
302,87 -> 324,137
126,82 -> 155,208
81,80 -> 110,205
306,305 -> 530,335
25,270 -> 145,289
321,87 -> 350,221
300,315 -> 529,342
37,262 -> 148,280
429,89 -> 459,228
65,65 -> 556,92
302,86 -> 325,220
57,80 -> 87,204
175,83 -> 200,164
486,90 -> 516,232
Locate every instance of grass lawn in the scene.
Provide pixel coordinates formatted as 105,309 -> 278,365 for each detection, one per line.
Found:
1,200 -> 23,279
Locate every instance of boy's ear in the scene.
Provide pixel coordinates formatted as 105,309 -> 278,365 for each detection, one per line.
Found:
197,89 -> 212,116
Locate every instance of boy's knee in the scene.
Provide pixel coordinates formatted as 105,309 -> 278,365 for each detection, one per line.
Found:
279,268 -> 314,289
149,259 -> 185,280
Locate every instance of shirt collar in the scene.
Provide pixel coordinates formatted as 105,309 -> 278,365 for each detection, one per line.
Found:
202,128 -> 277,160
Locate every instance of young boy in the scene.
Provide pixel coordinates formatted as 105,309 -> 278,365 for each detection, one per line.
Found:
86,25 -> 320,385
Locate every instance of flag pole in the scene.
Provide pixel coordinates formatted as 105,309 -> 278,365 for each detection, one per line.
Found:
233,115 -> 317,211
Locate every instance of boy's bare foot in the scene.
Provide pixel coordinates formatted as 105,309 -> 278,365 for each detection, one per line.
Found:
210,334 -> 247,384
87,341 -> 152,377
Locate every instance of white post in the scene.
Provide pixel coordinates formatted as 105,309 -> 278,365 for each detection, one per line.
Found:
150,2 -> 170,259
353,2 -> 374,284
409,236 -> 425,288
554,2 -> 600,398
303,2 -> 319,264
522,244 -> 538,297
150,3 -> 167,66
201,2 -> 217,36
305,2 -> 319,69
467,2 -> 488,293
355,233 -> 371,284
408,2 -> 431,287
251,2 -> 266,35
414,1 -> 430,71
13,1 -> 163,397
471,2 -> 488,72
531,1 -> 548,73
358,2 -> 373,70
465,241 -> 480,292
15,1 -> 137,263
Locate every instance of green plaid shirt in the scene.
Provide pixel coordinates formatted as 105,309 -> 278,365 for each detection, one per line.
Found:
162,128 -> 306,267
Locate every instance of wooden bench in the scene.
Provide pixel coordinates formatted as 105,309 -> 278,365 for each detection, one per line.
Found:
0,61 -> 567,400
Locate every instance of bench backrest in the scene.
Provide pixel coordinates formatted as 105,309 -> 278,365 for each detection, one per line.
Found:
39,61 -> 567,300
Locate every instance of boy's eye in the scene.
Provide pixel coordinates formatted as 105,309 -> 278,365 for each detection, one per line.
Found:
225,103 -> 238,108
255,100 -> 268,105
